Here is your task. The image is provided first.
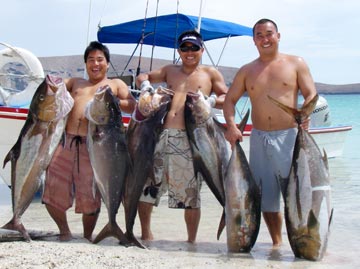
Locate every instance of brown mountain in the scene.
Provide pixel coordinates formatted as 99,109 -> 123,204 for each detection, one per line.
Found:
39,55 -> 360,94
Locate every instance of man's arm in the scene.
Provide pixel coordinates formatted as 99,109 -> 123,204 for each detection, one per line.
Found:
223,67 -> 247,145
135,66 -> 168,89
296,57 -> 318,130
114,78 -> 136,114
209,67 -> 228,109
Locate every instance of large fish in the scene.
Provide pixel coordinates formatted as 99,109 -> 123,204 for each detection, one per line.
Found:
86,85 -> 130,245
184,91 -> 231,239
224,109 -> 261,253
268,94 -> 333,261
2,75 -> 74,241
124,86 -> 174,248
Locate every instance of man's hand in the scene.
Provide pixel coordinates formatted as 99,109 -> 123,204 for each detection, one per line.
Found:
140,80 -> 154,93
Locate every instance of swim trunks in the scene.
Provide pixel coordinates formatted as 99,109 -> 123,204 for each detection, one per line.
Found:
249,127 -> 297,212
42,134 -> 101,214
139,128 -> 202,209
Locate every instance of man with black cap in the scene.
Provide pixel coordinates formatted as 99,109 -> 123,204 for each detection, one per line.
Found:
135,29 -> 228,243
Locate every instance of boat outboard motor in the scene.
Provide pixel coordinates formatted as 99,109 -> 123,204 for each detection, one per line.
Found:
310,95 -> 331,127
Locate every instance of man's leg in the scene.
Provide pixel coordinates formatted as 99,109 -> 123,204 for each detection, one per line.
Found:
83,211 -> 100,242
185,208 -> 201,243
263,211 -> 282,246
138,201 -> 154,240
45,204 -> 72,241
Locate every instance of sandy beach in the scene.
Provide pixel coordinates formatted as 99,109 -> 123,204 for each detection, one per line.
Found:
0,181 -> 357,269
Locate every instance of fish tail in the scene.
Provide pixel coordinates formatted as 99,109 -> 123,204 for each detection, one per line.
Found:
125,231 -> 146,249
237,109 -> 250,133
92,222 -> 129,245
1,218 -> 31,242
267,94 -> 319,124
217,209 -> 226,240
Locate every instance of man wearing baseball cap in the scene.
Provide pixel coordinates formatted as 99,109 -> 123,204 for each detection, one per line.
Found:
135,29 -> 228,244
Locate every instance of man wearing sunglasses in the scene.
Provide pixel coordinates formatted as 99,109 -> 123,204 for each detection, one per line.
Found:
136,30 -> 228,243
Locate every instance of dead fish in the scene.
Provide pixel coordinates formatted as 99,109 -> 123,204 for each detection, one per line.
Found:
184,91 -> 231,239
268,94 -> 333,261
86,85 -> 130,245
124,86 -> 174,248
2,74 -> 74,241
224,110 -> 261,252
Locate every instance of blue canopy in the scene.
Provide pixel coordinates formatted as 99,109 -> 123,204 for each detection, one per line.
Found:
97,13 -> 253,49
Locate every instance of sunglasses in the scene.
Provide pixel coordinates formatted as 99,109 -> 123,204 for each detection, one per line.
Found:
179,45 -> 201,52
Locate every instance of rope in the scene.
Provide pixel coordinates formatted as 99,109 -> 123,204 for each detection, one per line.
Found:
173,0 -> 180,64
136,0 -> 150,76
149,0 -> 160,71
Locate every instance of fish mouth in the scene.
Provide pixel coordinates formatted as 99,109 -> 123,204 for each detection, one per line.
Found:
94,85 -> 111,101
45,74 -> 63,89
137,87 -> 174,118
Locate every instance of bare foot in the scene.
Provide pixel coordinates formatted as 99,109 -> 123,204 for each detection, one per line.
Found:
272,242 -> 282,249
59,232 -> 73,242
84,235 -> 93,242
141,231 -> 154,241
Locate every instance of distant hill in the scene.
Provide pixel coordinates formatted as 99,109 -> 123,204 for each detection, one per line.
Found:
39,55 -> 360,94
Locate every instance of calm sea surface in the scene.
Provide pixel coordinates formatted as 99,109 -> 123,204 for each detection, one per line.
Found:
0,94 -> 359,267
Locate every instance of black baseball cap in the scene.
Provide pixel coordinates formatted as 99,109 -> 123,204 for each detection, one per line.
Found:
178,31 -> 203,48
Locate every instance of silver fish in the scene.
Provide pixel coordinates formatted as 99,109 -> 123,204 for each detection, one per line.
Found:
86,85 -> 130,245
2,74 -> 73,241
185,91 -> 231,239
268,94 -> 333,261
124,86 -> 174,248
224,110 -> 261,252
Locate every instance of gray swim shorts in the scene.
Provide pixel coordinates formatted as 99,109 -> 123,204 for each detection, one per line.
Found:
139,128 -> 202,209
249,127 -> 297,212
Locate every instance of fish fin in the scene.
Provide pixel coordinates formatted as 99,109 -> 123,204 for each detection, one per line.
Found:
322,149 -> 329,169
3,133 -> 23,168
125,231 -> 146,249
328,208 -> 334,229
60,132 -> 66,148
92,222 -> 129,245
217,209 -> 226,240
276,175 -> 288,200
213,117 -> 226,132
296,175 -> 303,220
237,109 -> 250,133
307,209 -> 320,231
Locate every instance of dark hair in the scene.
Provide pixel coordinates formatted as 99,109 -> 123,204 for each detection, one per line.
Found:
177,30 -> 203,46
252,18 -> 278,36
84,41 -> 110,63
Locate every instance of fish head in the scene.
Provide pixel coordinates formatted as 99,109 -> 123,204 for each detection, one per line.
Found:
30,74 -> 65,122
85,85 -> 114,125
292,227 -> 322,261
185,91 -> 212,124
136,86 -> 174,119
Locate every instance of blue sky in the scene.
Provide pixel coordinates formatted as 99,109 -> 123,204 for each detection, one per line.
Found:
2,0 -> 359,85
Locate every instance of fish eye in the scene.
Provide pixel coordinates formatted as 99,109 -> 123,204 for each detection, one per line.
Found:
39,94 -> 45,101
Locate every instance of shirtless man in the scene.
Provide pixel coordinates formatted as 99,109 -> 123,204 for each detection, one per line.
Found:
223,18 -> 317,247
136,30 -> 228,243
42,41 -> 136,241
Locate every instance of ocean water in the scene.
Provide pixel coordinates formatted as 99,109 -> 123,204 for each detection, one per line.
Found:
0,94 -> 359,268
